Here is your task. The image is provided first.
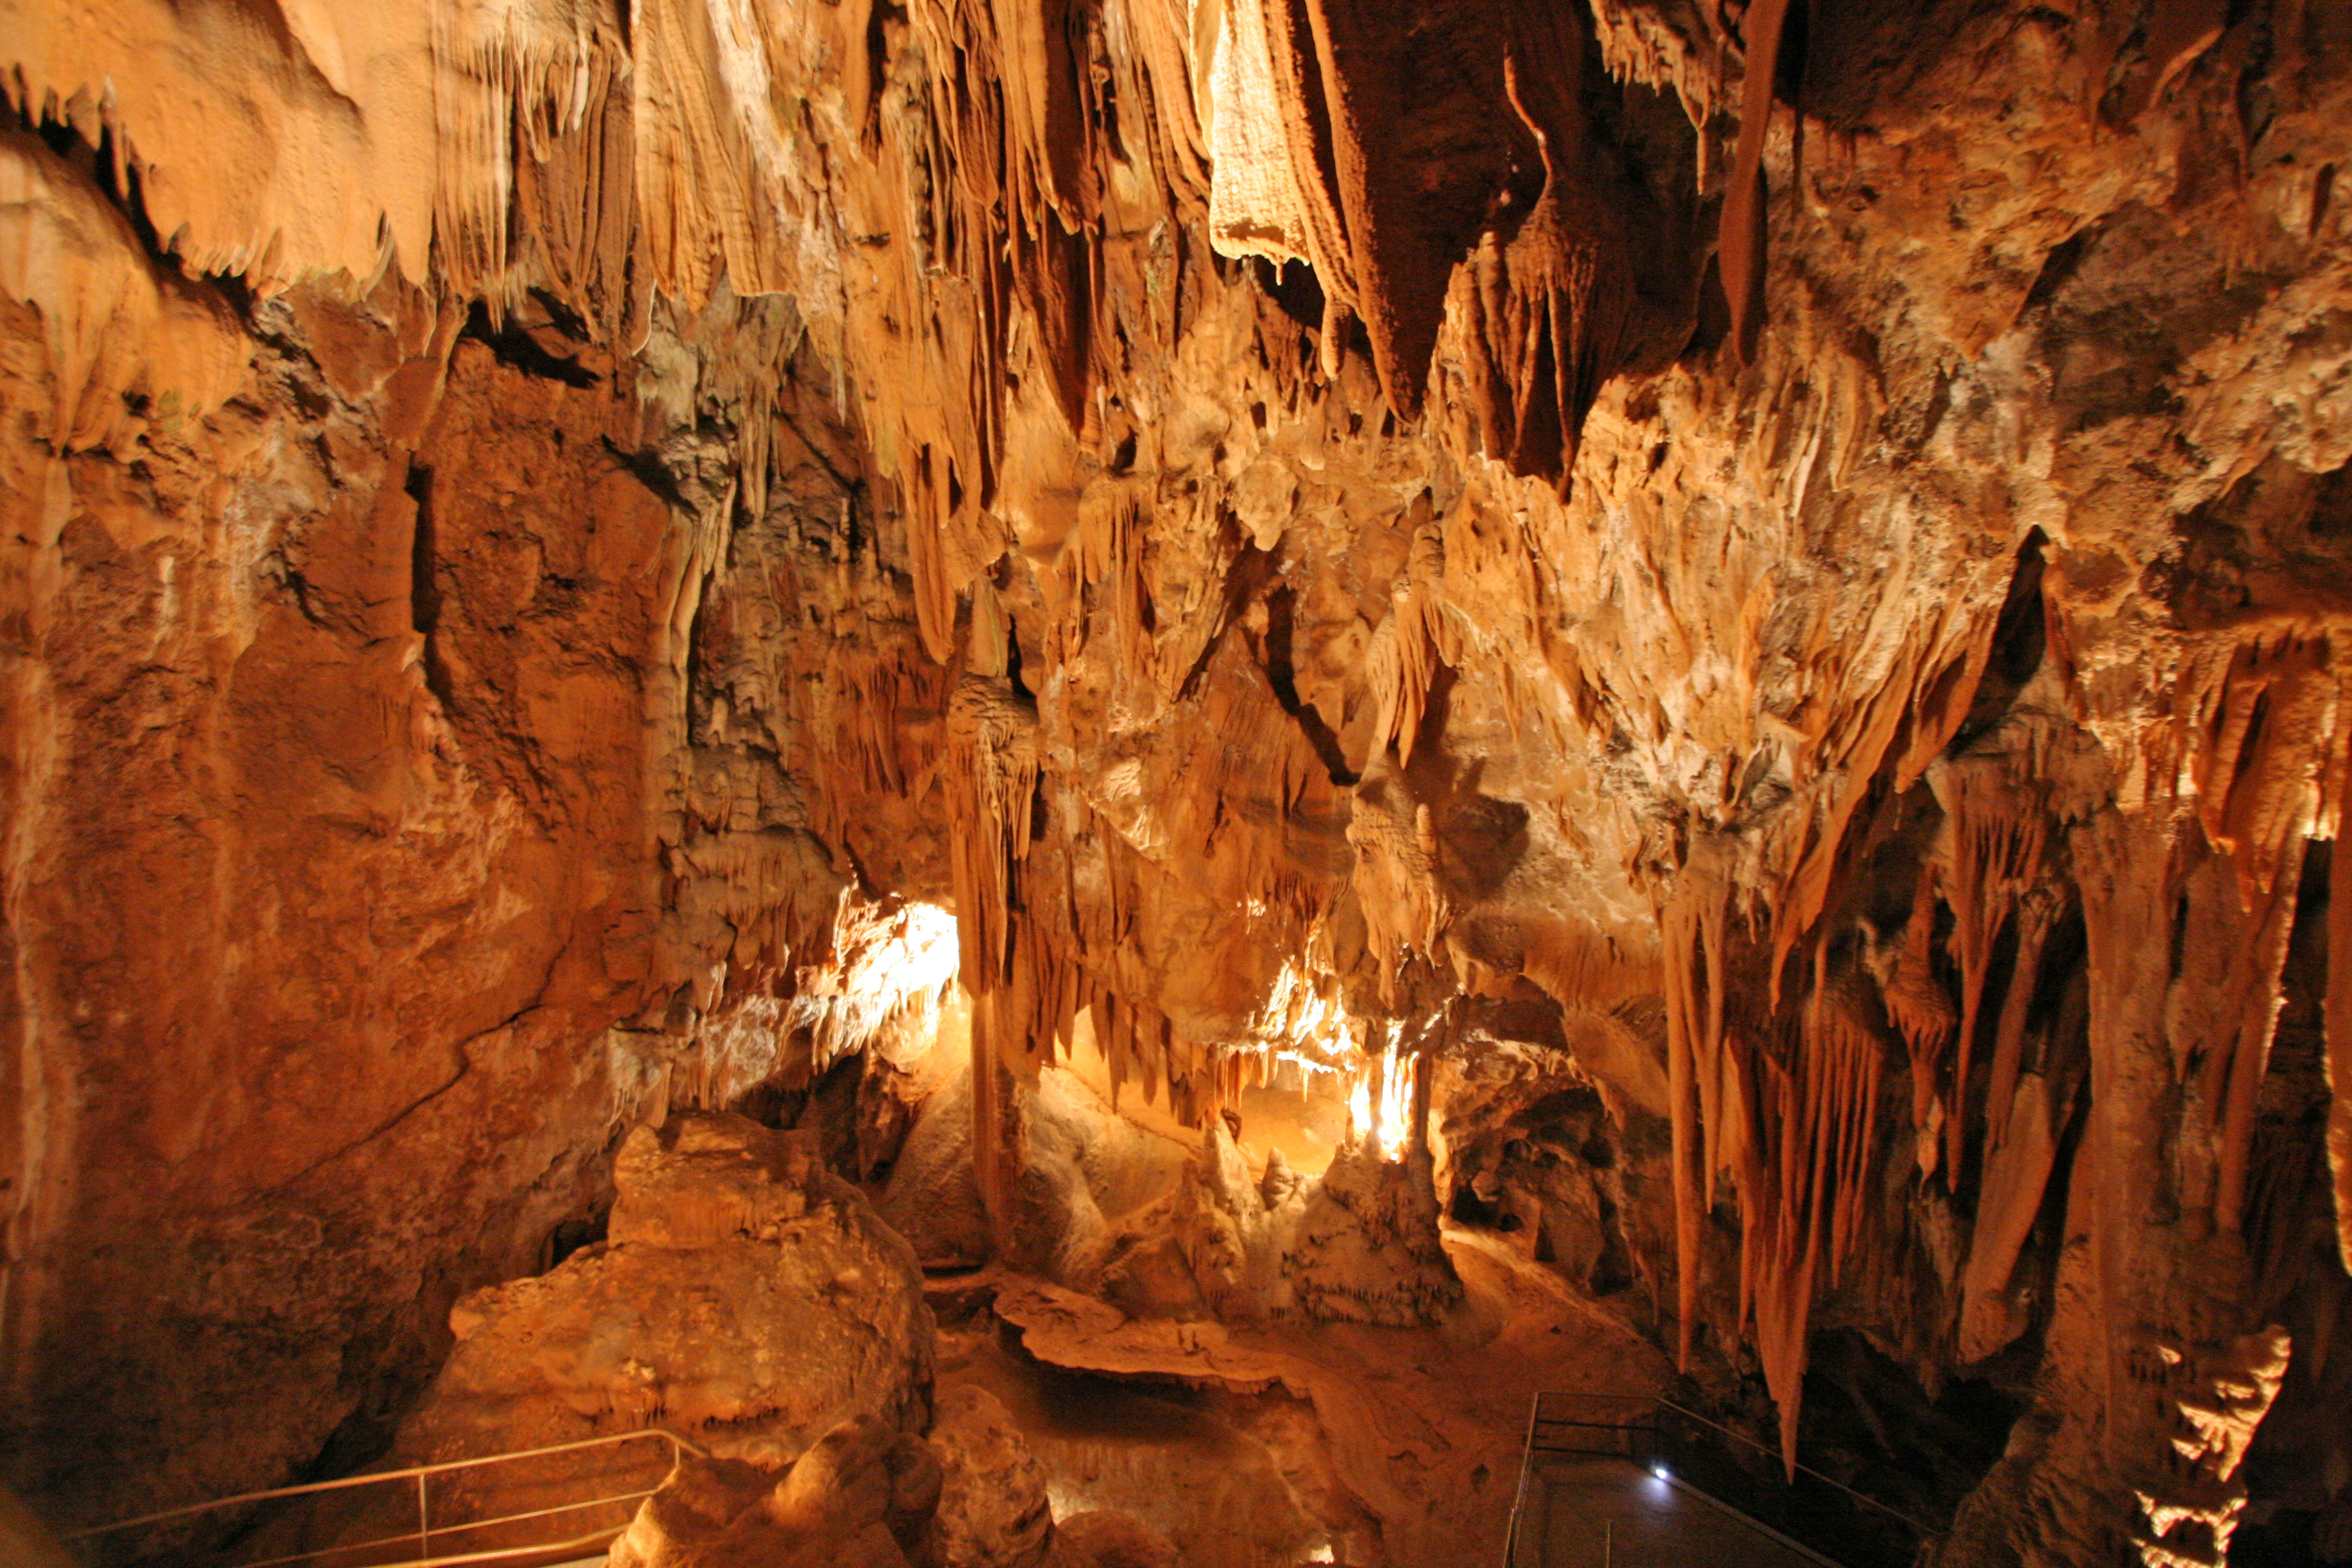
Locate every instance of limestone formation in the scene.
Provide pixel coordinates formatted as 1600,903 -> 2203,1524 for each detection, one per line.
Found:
924,1386 -> 1059,1568
399,1114 -> 935,1468
606,1420 -> 945,1568
5,0 -> 2352,1563
1044,1510 -> 1183,1568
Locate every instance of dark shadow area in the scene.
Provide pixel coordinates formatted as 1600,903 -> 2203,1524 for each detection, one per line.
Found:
1258,583 -> 1359,786
462,301 -> 602,387
2232,842 -> 2352,1566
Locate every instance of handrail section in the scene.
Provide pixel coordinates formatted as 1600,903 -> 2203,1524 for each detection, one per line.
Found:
1499,1391 -> 1942,1567
1500,1389 -> 1542,1567
68,1428 -> 708,1568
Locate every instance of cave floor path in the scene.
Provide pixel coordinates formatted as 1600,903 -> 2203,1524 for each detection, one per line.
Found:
1512,1456 -> 1839,1568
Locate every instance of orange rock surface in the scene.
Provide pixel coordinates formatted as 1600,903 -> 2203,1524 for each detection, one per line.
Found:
5,0 -> 2352,1563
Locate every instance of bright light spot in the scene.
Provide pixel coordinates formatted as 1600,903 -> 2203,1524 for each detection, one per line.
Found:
789,894 -> 959,1069
1045,1482 -> 1104,1520
1347,1034 -> 1415,1161
1651,1463 -> 1671,1481
1254,958 -> 1349,1066
1306,1546 -> 1335,1563
1375,1049 -> 1412,1159
852,899 -> 959,999
1273,1048 -> 1346,1081
1246,954 -> 1420,1160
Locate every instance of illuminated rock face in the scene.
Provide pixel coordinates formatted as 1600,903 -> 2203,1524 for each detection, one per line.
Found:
402,1114 -> 936,1468
5,1 -> 2352,1564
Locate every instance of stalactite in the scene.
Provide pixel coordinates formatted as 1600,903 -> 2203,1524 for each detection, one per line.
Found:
2208,857 -> 2302,1235
2163,632 -> 2341,1233
1983,888 -> 2062,1160
2191,633 -> 2337,910
1718,0 -> 1793,366
1660,850 -> 1741,1373
1928,759 -> 2051,1186
1064,483 -> 1153,677
1445,54 -> 1640,493
1733,963 -> 1884,1475
944,659 -> 1042,1241
1770,635 -> 1959,1003
1759,533 -> 2031,1021
1872,871 -> 1958,1179
1959,1071 -> 2061,1363
1364,518 -> 1459,768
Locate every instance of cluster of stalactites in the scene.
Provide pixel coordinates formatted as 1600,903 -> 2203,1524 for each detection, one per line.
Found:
1660,870 -> 1881,1475
1657,566 -> 2352,1474
932,585 -> 1415,1235
1202,0 -> 1689,487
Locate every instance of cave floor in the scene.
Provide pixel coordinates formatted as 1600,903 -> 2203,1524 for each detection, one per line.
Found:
1512,1457 -> 1835,1568
926,1226 -> 1676,1566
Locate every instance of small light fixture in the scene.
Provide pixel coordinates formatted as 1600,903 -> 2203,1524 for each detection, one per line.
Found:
1651,1463 -> 1671,1481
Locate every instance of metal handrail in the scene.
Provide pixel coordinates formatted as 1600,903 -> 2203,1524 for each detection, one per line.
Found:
1500,1391 -> 1542,1567
1499,1390 -> 1944,1566
66,1426 -> 707,1568
1532,1392 -> 1940,1538
232,1487 -> 667,1568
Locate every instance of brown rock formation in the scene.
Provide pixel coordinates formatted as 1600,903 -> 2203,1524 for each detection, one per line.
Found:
402,1114 -> 935,1468
927,1385 -> 1057,1568
607,1422 -> 946,1568
1045,1510 -> 1183,1568
5,0 -> 2352,1563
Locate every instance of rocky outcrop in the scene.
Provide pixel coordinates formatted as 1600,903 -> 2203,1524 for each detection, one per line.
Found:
603,1390 -> 1144,1568
927,1386 -> 1057,1568
400,1114 -> 934,1467
1044,1511 -> 1183,1568
608,1419 -> 945,1568
213,1110 -> 938,1568
0,183 -> 704,1522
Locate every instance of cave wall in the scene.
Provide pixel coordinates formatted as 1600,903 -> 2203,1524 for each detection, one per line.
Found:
0,126 -> 677,1514
6,0 -> 2352,1561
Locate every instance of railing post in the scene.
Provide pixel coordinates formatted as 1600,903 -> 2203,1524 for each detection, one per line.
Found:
1501,1390 -> 1538,1568
415,1470 -> 428,1563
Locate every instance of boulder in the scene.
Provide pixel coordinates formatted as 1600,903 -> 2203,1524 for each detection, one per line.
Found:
926,1385 -> 1055,1568
1045,1510 -> 1182,1568
407,1114 -> 935,1468
609,1415 -> 944,1568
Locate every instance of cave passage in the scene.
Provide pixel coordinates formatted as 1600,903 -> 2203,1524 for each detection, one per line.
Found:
3,1 -> 2351,1567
